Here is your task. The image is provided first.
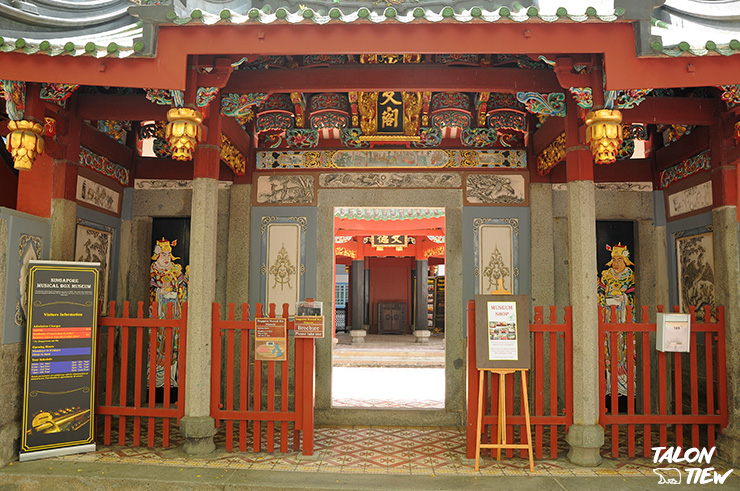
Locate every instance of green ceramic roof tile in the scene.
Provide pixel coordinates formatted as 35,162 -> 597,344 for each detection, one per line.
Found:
1,1 -> 739,58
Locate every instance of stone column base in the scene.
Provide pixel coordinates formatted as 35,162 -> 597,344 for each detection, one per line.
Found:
566,424 -> 604,466
350,329 -> 366,344
719,431 -> 740,465
180,415 -> 217,455
414,329 -> 431,343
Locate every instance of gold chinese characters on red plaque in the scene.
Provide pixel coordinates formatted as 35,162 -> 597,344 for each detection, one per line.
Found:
255,318 -> 287,361
294,316 -> 324,338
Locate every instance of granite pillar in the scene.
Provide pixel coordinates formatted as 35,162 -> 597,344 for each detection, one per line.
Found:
181,176 -> 219,455
225,184 -> 251,305
714,206 -> 740,463
565,179 -> 604,466
415,259 -> 428,331
180,102 -> 221,455
350,260 -> 365,331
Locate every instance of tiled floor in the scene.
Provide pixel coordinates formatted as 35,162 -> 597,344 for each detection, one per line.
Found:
52,424 -> 738,479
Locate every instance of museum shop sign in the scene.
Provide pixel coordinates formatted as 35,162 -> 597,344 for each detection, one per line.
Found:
20,261 -> 99,461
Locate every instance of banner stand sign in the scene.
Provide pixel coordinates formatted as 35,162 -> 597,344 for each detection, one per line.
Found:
20,260 -> 99,462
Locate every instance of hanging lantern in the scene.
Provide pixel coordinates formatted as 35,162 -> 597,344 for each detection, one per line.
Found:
734,121 -> 740,145
5,120 -> 45,170
585,109 -> 623,164
165,107 -> 202,161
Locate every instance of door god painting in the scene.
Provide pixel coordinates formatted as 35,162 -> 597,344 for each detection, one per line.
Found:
149,237 -> 189,388
597,242 -> 636,402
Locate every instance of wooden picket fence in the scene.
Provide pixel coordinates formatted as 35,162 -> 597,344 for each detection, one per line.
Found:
96,301 -> 186,448
211,302 -> 315,455
599,305 -> 728,458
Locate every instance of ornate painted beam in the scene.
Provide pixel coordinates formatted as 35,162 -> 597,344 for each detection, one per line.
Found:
224,65 -> 562,94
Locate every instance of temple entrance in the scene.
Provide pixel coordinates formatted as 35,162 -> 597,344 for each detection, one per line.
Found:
331,207 -> 446,409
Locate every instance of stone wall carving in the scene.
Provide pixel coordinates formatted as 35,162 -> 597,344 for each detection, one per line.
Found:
319,173 -> 460,188
466,174 -> 525,204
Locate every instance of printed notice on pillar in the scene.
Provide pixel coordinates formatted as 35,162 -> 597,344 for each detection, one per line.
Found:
255,318 -> 287,361
294,316 -> 324,338
21,261 -> 99,461
487,301 -> 518,361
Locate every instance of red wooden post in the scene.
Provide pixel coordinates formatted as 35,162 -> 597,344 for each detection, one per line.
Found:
211,303 -> 222,427
253,303 -> 263,452
705,311 -> 716,449
294,336 -> 304,451
564,307 -> 573,432
302,336 -> 315,455
118,302 -> 131,446
178,303 -> 188,422
549,329 -> 558,459
534,328 -> 544,459
690,325 -> 699,448
226,304 -> 236,452
103,301 -> 118,445
133,308 -> 144,447
239,303 -> 249,452
717,306 -> 728,429
281,303 -> 290,453
159,303 -> 174,448
146,302 -> 157,448
626,306 -> 635,457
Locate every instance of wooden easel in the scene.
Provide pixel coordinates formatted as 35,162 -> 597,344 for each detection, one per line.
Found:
475,368 -> 534,471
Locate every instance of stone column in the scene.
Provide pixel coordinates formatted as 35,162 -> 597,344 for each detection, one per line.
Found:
350,259 -> 365,331
180,107 -> 221,455
225,181 -> 251,305
563,94 -> 603,466
415,259 -> 429,335
715,206 -> 740,463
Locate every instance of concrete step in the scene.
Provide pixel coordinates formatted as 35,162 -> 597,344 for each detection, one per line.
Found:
332,349 -> 444,368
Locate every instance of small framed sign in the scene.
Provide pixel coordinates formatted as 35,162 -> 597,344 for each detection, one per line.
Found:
255,318 -> 287,361
475,294 -> 530,369
656,313 -> 691,353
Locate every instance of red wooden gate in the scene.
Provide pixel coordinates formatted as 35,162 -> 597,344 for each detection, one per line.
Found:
211,302 -> 315,455
599,305 -> 728,458
466,301 -> 573,459
96,301 -> 186,448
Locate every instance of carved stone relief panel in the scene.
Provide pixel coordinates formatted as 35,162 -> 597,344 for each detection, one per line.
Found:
465,173 -> 526,205
319,172 -> 461,188
256,175 -> 315,205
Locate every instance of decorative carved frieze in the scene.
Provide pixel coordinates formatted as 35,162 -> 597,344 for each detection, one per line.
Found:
466,174 -> 525,204
257,149 -> 526,169
536,133 -> 565,175
319,172 -> 461,188
256,175 -> 315,204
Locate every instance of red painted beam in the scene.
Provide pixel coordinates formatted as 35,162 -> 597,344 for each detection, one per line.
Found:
222,115 -> 251,158
3,22 -> 740,92
532,116 -> 565,156
134,157 -> 234,181
655,126 -> 710,172
224,64 -> 562,94
622,98 -> 719,126
81,123 -> 134,169
78,95 -> 169,122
